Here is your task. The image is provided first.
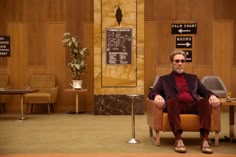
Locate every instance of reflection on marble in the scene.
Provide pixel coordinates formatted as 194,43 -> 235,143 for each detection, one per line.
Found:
94,95 -> 144,115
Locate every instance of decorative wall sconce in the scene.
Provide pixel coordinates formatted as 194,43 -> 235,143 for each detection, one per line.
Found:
115,5 -> 123,25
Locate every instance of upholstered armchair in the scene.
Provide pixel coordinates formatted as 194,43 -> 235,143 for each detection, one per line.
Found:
146,99 -> 221,146
201,76 -> 227,98
0,74 -> 11,112
23,74 -> 58,114
146,75 -> 221,146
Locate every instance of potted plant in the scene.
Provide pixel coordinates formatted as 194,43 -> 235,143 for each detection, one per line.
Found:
62,32 -> 89,89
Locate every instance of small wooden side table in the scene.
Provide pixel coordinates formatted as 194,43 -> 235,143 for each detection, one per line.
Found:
0,88 -> 38,120
64,89 -> 88,114
220,98 -> 236,142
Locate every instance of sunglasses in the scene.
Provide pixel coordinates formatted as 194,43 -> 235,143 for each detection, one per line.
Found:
173,59 -> 185,63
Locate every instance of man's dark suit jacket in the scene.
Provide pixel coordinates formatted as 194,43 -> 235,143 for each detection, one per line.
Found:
148,71 -> 215,110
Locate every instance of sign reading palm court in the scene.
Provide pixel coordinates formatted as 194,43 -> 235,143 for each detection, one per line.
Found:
106,28 -> 132,64
0,36 -> 10,56
171,23 -> 197,34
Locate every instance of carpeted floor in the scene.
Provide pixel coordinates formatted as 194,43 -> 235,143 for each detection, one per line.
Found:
0,153 -> 236,157
0,112 -> 235,156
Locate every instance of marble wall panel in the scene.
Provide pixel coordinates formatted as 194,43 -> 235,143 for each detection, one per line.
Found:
94,95 -> 144,115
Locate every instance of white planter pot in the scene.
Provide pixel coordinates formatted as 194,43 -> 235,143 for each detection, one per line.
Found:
70,80 -> 83,89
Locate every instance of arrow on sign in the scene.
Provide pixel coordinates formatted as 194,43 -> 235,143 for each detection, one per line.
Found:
177,42 -> 191,47
178,29 -> 191,34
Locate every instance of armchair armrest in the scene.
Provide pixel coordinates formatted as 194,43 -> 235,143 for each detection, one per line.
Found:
50,86 -> 59,103
146,98 -> 163,131
211,105 -> 221,131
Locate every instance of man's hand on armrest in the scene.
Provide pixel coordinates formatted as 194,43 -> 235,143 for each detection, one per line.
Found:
208,95 -> 220,109
154,95 -> 165,109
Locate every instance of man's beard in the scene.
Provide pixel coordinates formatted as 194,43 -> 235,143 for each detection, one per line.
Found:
173,67 -> 184,74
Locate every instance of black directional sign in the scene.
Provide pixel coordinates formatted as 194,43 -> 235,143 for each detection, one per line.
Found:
184,50 -> 192,62
0,36 -> 10,57
171,23 -> 197,34
176,36 -> 192,48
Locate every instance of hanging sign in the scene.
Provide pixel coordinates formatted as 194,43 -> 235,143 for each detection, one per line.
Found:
0,36 -> 10,57
171,23 -> 197,34
176,36 -> 192,48
106,28 -> 132,65
184,50 -> 192,62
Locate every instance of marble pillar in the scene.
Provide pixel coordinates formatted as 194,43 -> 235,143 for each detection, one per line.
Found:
94,0 -> 144,115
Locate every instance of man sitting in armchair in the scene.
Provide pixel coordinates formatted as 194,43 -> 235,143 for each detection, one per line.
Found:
148,49 -> 220,154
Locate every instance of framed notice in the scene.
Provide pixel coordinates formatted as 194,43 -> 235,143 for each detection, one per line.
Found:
106,28 -> 132,65
0,36 -> 10,57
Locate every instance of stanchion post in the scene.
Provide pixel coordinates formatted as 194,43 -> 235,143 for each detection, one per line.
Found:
128,94 -> 140,144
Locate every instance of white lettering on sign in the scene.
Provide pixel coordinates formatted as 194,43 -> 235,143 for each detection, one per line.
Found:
176,37 -> 192,41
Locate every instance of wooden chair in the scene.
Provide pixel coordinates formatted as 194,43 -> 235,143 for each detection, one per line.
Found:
23,74 -> 59,114
147,75 -> 221,146
0,74 -> 11,112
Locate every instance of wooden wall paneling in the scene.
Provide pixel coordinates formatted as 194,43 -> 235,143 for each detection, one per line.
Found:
194,21 -> 213,65
212,21 -> 233,91
144,0 -> 157,21
82,0 -> 94,23
0,58 -> 7,67
144,21 -> 157,99
46,22 -> 65,112
234,21 -> 236,65
213,0 -> 235,20
183,63 -> 193,74
64,0 -> 94,112
7,23 -> 27,112
82,22 -> 94,112
45,0 -> 65,21
192,65 -> 212,79
4,0 -> 24,22
172,0 -> 194,20
24,0 -> 46,21
26,67 -> 49,83
0,0 -> 6,33
155,0 -> 172,20
65,0 -> 93,23
26,22 -> 47,66
0,68 -> 8,74
156,21 -> 174,65
231,66 -> 236,97
65,0 -> 86,34
192,0 -> 213,20
0,1 -> 8,67
192,0 -> 213,65
155,65 -> 172,76
7,23 -> 27,88
65,0 -> 89,63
